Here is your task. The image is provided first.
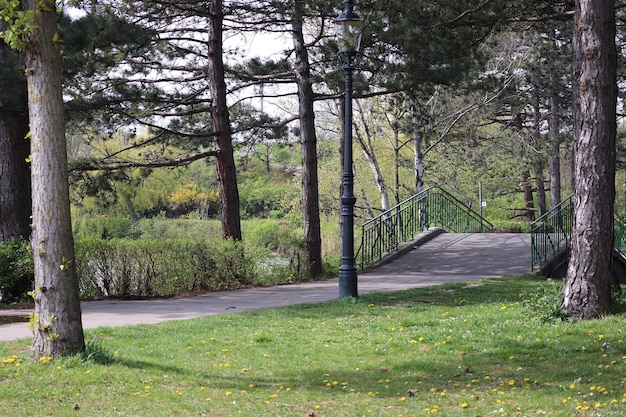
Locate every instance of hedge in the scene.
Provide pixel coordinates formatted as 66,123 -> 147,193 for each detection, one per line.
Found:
75,238 -> 257,298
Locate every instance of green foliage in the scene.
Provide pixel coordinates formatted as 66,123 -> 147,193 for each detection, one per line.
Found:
521,278 -> 566,323
74,238 -> 258,298
244,219 -> 301,252
489,220 -> 530,233
73,216 -> 141,240
0,238 -> 33,304
0,1 -> 35,50
238,176 -> 298,218
134,218 -> 223,240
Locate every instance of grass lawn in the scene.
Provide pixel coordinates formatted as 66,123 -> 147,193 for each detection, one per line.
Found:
1,275 -> 625,416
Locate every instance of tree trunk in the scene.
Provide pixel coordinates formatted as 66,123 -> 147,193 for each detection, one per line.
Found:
207,0 -> 241,240
532,97 -> 547,215
548,27 -> 562,208
522,170 -> 535,222
548,95 -> 562,208
393,126 -> 400,206
534,165 -> 547,216
0,114 -> 31,240
25,0 -> 85,358
0,24 -> 31,240
410,97 -> 425,193
292,0 -> 322,278
562,0 -> 617,320
355,101 -> 390,212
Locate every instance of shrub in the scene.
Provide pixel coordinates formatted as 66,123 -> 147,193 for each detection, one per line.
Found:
75,238 -> 258,298
135,218 -> 223,240
520,278 -> 566,323
0,238 -> 34,304
73,217 -> 141,240
244,219 -> 303,254
239,179 -> 297,218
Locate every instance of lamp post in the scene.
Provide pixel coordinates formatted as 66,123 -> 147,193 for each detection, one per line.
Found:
336,0 -> 361,298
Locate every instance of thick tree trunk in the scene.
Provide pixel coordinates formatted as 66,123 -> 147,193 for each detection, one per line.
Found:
0,114 -> 31,240
0,26 -> 31,240
562,0 -> 616,319
292,0 -> 322,278
25,0 -> 85,358
207,0 -> 241,240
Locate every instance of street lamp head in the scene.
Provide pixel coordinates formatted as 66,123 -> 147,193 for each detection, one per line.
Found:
335,0 -> 361,55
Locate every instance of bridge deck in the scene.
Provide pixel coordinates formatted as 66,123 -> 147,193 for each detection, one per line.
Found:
360,232 -> 532,288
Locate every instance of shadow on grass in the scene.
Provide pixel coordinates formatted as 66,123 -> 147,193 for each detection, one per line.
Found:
272,275 -> 550,321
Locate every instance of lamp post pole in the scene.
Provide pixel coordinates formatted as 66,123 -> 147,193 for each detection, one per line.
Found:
336,0 -> 360,298
339,49 -> 357,298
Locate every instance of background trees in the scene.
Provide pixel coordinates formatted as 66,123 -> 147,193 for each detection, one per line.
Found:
0,20 -> 31,240
1,0 -> 624,329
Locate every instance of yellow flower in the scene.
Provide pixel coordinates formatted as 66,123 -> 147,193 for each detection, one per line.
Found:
461,402 -> 469,408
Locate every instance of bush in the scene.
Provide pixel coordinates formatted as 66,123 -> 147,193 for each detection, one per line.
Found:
489,219 -> 531,233
0,238 -> 34,304
75,238 -> 258,298
520,278 -> 566,323
73,217 -> 141,240
239,178 -> 297,218
135,218 -> 223,240
244,219 -> 302,253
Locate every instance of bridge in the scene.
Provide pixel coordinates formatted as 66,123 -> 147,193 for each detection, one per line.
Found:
359,230 -> 531,288
358,187 -> 626,283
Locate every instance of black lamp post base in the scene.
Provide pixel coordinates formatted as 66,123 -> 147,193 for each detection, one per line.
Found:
339,266 -> 358,298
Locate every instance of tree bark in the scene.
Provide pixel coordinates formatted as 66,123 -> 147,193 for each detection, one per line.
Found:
534,164 -> 547,216
532,97 -> 546,215
355,101 -> 390,212
548,95 -> 562,208
292,0 -> 322,278
410,97 -> 425,194
522,170 -> 535,222
207,0 -> 241,240
0,24 -> 31,240
25,0 -> 85,358
548,27 -> 562,208
562,0 -> 616,320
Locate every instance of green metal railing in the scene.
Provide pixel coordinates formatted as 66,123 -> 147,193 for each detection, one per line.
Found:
532,195 -> 626,272
530,195 -> 573,272
357,187 -> 493,269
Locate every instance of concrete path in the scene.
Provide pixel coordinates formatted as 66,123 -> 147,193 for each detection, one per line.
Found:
0,232 -> 531,342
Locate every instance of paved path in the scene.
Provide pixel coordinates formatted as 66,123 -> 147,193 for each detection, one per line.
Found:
0,232 -> 531,342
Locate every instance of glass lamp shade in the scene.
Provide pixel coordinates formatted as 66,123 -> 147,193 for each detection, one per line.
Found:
335,7 -> 361,53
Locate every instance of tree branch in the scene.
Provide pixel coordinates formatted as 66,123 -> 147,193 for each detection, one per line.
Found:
70,150 -> 219,172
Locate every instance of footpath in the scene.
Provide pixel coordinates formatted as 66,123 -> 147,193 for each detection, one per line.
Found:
0,232 -> 531,343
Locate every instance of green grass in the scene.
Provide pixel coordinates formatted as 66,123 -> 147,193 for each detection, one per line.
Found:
1,276 -> 625,416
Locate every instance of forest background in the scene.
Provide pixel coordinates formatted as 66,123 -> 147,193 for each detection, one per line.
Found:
1,1 -> 625,305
